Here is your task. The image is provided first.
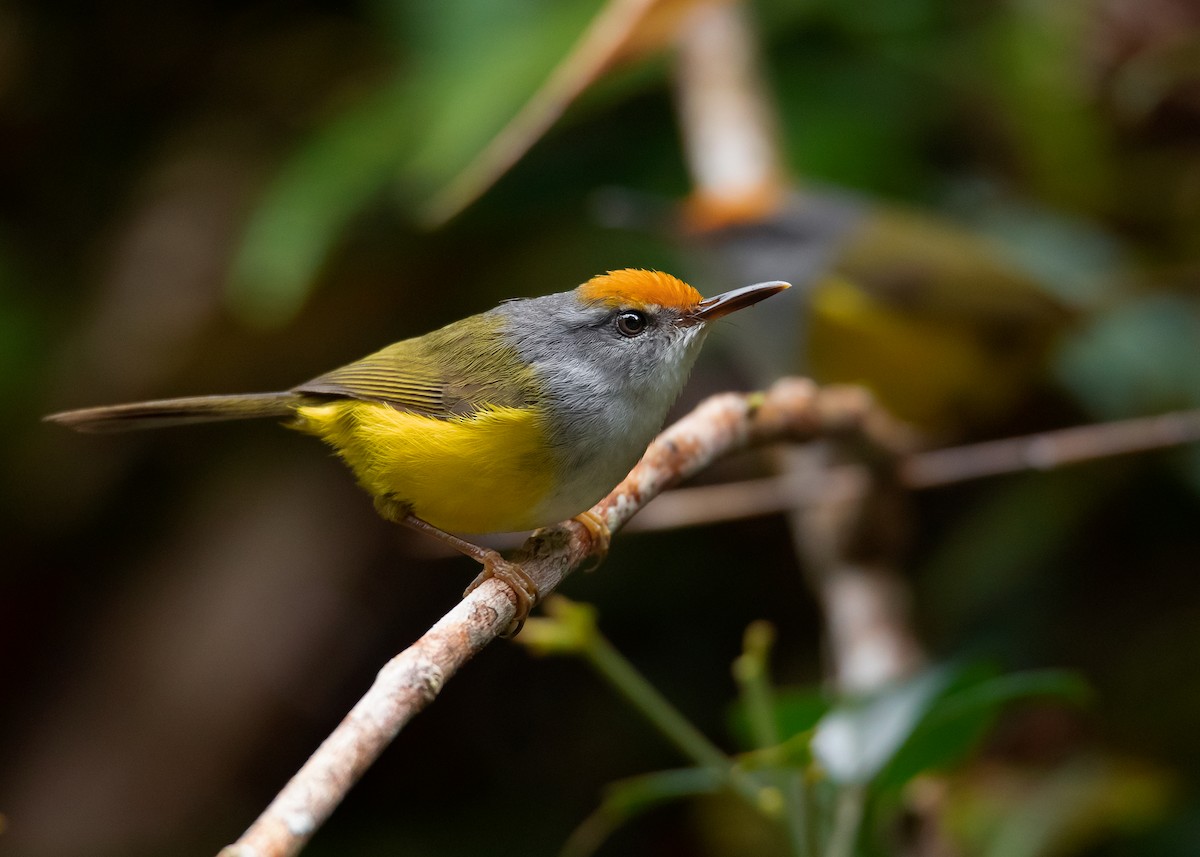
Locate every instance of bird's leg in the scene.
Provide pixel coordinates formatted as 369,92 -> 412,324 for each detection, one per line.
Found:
571,509 -> 611,572
397,512 -> 538,637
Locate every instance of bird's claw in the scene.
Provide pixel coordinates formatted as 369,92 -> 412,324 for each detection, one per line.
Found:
465,555 -> 539,637
572,510 -> 611,572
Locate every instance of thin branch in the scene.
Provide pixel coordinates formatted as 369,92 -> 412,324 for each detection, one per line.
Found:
901,408 -> 1200,488
218,378 -> 909,857
630,407 -> 1200,533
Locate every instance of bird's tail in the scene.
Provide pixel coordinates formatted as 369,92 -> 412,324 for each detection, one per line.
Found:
45,392 -> 301,433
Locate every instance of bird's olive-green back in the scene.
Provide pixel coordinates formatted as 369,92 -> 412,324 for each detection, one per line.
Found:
294,311 -> 539,418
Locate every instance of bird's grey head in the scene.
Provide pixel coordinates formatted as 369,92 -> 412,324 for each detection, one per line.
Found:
494,269 -> 790,425
495,271 -> 714,408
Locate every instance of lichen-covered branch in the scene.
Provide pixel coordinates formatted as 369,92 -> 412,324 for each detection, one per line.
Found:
217,378 -> 913,857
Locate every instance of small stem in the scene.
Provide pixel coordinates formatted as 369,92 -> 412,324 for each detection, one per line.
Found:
734,623 -> 780,748
733,622 -> 816,857
582,626 -> 775,812
785,773 -> 817,857
585,632 -> 728,771
825,785 -> 866,857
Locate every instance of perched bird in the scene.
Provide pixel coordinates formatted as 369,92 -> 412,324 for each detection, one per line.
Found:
47,269 -> 788,628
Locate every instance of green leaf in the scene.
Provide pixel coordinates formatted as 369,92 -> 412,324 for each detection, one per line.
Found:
876,666 -> 1090,790
228,76 -> 419,327
983,2 -> 1116,213
404,0 -> 602,194
600,767 -> 726,814
975,757 -> 1171,857
1056,294 -> 1200,420
228,0 -> 604,327
812,664 -> 1089,789
812,669 -> 951,785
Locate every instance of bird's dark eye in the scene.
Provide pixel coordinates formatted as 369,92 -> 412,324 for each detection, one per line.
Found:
614,310 -> 649,337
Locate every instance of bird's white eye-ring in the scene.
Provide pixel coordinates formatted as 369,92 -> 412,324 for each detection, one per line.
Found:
615,310 -> 649,337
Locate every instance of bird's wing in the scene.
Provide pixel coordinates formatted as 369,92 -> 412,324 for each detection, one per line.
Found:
293,330 -> 533,418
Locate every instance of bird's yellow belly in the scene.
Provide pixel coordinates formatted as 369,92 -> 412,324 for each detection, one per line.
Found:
293,399 -> 556,533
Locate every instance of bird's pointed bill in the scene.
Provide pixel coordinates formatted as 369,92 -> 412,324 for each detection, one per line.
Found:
692,281 -> 791,322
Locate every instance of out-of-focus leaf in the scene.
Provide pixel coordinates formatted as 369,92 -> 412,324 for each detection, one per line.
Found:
1056,295 -> 1200,420
404,0 -> 603,198
813,665 -> 1088,790
1111,797 -> 1200,857
812,668 -> 950,785
229,0 -> 604,326
228,77 -> 419,326
420,0 -> 675,225
946,757 -> 1173,857
773,50 -> 941,197
771,689 -> 830,738
601,766 -> 725,813
950,193 -> 1126,308
877,667 -> 1090,791
982,3 -> 1115,214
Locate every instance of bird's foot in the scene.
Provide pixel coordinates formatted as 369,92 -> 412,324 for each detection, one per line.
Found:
572,509 -> 611,572
396,511 -> 538,637
465,554 -> 539,637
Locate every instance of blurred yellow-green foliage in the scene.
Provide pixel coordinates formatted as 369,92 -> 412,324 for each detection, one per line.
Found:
3,1 -> 1200,855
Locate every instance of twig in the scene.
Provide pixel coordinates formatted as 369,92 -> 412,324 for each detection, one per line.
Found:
624,473 -> 811,532
901,408 -> 1200,488
825,784 -> 867,857
218,378 -> 910,857
629,407 -> 1200,533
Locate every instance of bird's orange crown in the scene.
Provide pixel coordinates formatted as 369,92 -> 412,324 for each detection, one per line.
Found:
578,269 -> 702,311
